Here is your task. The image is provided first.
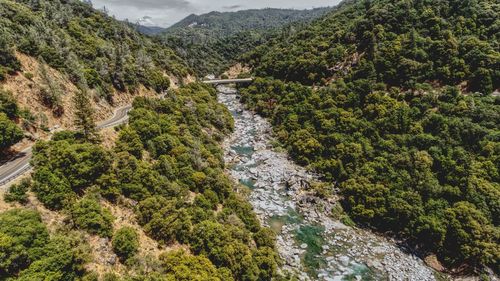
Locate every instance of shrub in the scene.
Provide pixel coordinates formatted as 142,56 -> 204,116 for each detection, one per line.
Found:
23,72 -> 34,80
70,196 -> 114,237
253,228 -> 276,249
115,127 -> 143,159
31,167 -> 74,210
16,235 -> 88,281
4,178 -> 30,204
0,113 -> 23,151
0,90 -> 19,119
0,209 -> 49,275
112,227 -> 139,262
159,250 -> 229,281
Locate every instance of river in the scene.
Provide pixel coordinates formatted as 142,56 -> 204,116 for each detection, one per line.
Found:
218,86 -> 438,281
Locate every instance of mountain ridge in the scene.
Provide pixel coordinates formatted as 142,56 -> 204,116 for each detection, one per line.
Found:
162,7 -> 333,76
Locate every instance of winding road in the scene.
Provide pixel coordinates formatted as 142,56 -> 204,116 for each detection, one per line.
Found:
0,105 -> 132,187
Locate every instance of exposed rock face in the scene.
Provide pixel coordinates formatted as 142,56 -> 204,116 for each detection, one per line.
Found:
218,86 -> 437,281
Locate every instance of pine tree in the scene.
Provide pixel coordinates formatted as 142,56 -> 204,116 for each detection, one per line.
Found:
73,84 -> 98,142
38,57 -> 64,116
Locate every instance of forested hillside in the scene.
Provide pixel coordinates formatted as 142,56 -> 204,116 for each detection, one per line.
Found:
165,8 -> 333,40
1,84 -> 281,280
0,0 -> 193,154
0,0 -> 190,98
245,0 -> 499,92
0,1 -> 281,280
162,8 -> 332,76
239,0 -> 499,274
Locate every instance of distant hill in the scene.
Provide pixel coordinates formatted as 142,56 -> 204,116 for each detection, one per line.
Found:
162,8 -> 332,76
134,24 -> 166,36
165,8 -> 332,39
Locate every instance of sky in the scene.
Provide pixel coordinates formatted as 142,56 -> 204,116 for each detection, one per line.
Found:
90,0 -> 340,27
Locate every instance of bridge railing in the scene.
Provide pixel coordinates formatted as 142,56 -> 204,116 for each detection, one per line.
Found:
0,164 -> 31,187
202,78 -> 254,85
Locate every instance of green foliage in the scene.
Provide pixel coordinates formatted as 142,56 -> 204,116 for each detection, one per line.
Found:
162,8 -> 332,76
0,88 -> 24,152
0,0 -> 190,95
0,209 -> 88,280
254,228 -> 277,249
189,220 -> 253,277
240,74 -> 499,271
0,89 -> 19,119
4,178 -> 30,204
31,167 -> 74,210
159,250 -> 231,281
0,32 -> 21,80
0,209 -> 49,276
16,235 -> 89,281
0,112 -> 23,151
73,86 -> 98,142
137,197 -> 191,245
31,138 -> 111,210
244,0 -> 500,94
115,126 -> 143,159
70,196 -> 114,237
112,227 -> 139,262
0,88 -> 23,151
442,202 -> 499,268
23,72 -> 33,80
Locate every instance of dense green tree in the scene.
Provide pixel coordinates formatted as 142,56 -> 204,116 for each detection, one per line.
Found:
0,113 -> 23,151
253,228 -> 277,249
0,209 -> 49,276
240,73 -> 499,271
253,247 -> 280,280
73,86 -> 98,142
112,227 -> 139,262
31,167 -> 74,210
115,126 -> 144,159
442,202 -> 499,268
31,139 -> 111,202
0,90 -> 19,119
0,33 -> 21,80
69,196 -> 114,237
16,235 -> 89,281
159,250 -> 232,281
138,198 -> 192,245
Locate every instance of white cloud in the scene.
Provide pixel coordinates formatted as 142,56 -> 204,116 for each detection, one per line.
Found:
90,0 -> 340,27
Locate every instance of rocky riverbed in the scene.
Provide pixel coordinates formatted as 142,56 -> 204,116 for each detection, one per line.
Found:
218,86 -> 438,281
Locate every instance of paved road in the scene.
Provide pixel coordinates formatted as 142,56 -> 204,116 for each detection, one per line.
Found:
96,105 -> 132,129
0,105 -> 132,187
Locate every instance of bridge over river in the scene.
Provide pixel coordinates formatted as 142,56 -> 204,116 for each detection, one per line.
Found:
202,78 -> 253,85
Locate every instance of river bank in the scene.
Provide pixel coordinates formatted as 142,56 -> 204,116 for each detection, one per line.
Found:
218,86 -> 439,281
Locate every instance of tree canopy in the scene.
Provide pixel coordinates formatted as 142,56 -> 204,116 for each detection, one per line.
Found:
238,0 -> 500,273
